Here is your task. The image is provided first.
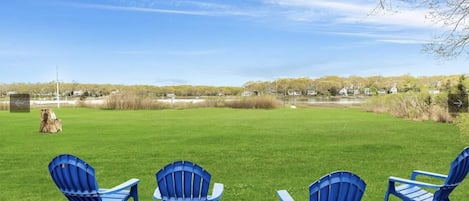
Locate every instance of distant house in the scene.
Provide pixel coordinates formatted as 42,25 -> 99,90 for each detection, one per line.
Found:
72,90 -> 84,96
241,91 -> 253,96
287,90 -> 301,96
390,86 -> 398,94
338,88 -> 348,96
377,89 -> 387,94
364,88 -> 372,95
307,89 -> 318,96
266,86 -> 276,94
7,91 -> 17,95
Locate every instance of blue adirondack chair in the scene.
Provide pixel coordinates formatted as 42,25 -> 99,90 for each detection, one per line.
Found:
384,147 -> 469,201
48,154 -> 140,201
277,171 -> 367,201
153,161 -> 224,201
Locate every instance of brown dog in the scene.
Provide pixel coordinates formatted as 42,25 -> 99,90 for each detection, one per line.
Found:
40,108 -> 62,133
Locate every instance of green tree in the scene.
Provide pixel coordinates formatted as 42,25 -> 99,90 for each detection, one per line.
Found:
456,75 -> 467,96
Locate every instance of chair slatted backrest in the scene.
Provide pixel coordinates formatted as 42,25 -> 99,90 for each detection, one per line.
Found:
48,154 -> 100,201
309,171 -> 366,201
156,161 -> 211,201
434,147 -> 469,201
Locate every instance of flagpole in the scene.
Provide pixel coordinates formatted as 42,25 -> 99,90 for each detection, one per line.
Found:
56,66 -> 60,108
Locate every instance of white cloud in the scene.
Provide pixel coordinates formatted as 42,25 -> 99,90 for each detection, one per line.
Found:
261,0 -> 447,45
174,1 -> 232,10
265,0 -> 438,29
64,3 -> 217,16
62,2 -> 261,17
266,0 -> 371,14
64,1 -> 436,30
377,39 -> 429,45
62,0 -> 442,43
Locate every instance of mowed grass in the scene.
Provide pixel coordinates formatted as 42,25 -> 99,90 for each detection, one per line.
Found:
0,107 -> 467,201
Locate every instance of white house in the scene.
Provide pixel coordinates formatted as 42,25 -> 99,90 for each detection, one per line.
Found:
241,91 -> 253,96
307,89 -> 318,96
390,86 -> 398,94
377,89 -> 387,94
287,90 -> 301,96
338,88 -> 348,96
364,88 -> 372,95
72,90 -> 83,96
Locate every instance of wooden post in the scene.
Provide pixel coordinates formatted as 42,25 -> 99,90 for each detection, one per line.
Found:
40,108 -> 62,133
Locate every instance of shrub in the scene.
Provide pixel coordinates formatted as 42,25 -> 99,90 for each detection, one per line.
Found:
362,92 -> 453,122
195,97 -> 226,108
103,94 -> 282,110
104,92 -> 170,110
430,105 -> 453,123
388,93 -> 432,120
455,113 -> 469,144
362,96 -> 387,113
0,102 -> 8,110
225,96 -> 281,109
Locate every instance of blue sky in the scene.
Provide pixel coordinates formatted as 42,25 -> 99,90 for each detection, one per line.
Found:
0,0 -> 467,86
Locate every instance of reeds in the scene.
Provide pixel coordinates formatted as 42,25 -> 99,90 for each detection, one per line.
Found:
104,93 -> 281,110
0,102 -> 8,110
104,92 -> 169,110
362,92 -> 453,122
455,113 -> 469,143
224,96 -> 281,109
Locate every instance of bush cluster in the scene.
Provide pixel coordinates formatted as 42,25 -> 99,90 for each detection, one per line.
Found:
455,114 -> 469,143
224,96 -> 281,109
103,93 -> 281,110
362,92 -> 453,122
104,92 -> 170,110
0,102 -> 8,111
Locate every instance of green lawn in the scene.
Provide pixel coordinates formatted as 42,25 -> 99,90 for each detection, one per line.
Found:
0,107 -> 467,201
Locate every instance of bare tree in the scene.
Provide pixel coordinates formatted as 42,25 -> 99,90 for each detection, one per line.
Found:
379,0 -> 469,59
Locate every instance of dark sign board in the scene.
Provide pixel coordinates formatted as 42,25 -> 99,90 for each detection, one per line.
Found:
448,94 -> 468,113
10,94 -> 30,113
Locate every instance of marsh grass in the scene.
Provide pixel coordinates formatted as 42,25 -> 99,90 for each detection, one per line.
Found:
455,113 -> 469,144
0,96 -> 9,110
105,94 -> 281,110
104,92 -> 170,110
0,108 -> 467,201
224,96 -> 281,109
362,92 -> 453,122
0,102 -> 8,110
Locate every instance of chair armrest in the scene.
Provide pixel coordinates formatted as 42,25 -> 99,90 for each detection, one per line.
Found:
99,178 -> 140,194
277,190 -> 294,201
389,176 -> 443,189
152,187 -> 162,200
410,170 -> 448,180
208,183 -> 224,201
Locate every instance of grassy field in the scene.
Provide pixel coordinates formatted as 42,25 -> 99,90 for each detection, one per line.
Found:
0,107 -> 467,201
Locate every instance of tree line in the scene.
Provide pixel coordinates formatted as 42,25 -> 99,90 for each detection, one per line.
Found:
0,74 -> 467,98
0,82 -> 243,98
244,75 -> 468,96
